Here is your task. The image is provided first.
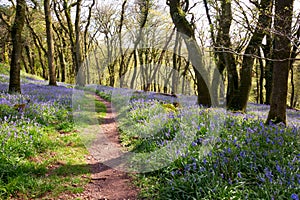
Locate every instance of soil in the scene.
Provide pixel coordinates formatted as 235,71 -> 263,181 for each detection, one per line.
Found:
58,95 -> 139,200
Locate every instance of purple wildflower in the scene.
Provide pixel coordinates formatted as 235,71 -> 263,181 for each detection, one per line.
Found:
227,147 -> 232,153
264,168 -> 273,183
237,172 -> 242,178
291,194 -> 299,200
276,164 -> 282,173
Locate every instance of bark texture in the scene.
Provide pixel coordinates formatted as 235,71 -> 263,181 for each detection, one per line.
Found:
44,0 -> 57,86
267,0 -> 294,125
9,0 -> 26,94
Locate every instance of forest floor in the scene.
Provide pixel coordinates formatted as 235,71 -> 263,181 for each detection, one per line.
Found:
58,95 -> 139,200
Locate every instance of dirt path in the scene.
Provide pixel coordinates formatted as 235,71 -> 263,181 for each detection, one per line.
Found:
59,95 -> 139,200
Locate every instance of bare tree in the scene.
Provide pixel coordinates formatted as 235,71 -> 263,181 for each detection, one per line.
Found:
93,2 -> 123,87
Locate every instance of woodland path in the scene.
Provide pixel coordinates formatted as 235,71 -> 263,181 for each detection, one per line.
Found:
58,95 -> 139,200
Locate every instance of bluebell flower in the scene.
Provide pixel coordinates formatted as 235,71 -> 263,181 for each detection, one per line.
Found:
221,173 -> 224,179
230,121 -> 235,126
245,137 -> 252,144
296,174 -> 300,184
184,164 -> 191,172
197,138 -> 203,144
291,194 -> 299,200
192,162 -> 197,170
288,162 -> 294,170
260,121 -> 264,128
199,167 -> 205,172
234,155 -> 239,161
276,164 -> 282,174
240,150 -> 246,158
264,168 -> 273,183
224,157 -> 228,163
247,128 -> 254,134
213,163 -> 217,169
237,172 -> 242,178
260,177 -> 266,182
227,147 -> 232,153
208,151 -> 212,157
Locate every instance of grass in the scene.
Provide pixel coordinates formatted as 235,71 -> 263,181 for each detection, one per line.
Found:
0,107 -> 88,199
1,61 -> 298,199
113,94 -> 300,199
0,79 -> 106,199
0,63 -> 45,84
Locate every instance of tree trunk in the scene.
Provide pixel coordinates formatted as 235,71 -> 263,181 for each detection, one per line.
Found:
24,45 -> 34,74
21,54 -> 29,73
172,32 -> 180,94
63,0 -> 77,82
204,0 -> 226,106
181,57 -> 190,95
57,48 -> 66,82
118,0 -> 127,88
82,0 -> 95,85
93,48 -> 102,85
105,34 -> 115,87
228,0 -> 272,111
288,21 -> 300,108
130,50 -> 138,89
266,0 -> 293,125
85,56 -> 90,85
215,0 -> 238,107
168,0 -> 211,106
44,0 -> 57,86
258,50 -> 264,104
127,0 -> 149,89
74,0 -> 85,86
290,66 -> 295,107
9,0 -> 26,94
264,38 -> 273,105
144,29 -> 176,92
35,39 -> 47,80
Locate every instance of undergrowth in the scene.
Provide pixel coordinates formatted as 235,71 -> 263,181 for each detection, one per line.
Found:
117,98 -> 300,199
0,83 -> 106,199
